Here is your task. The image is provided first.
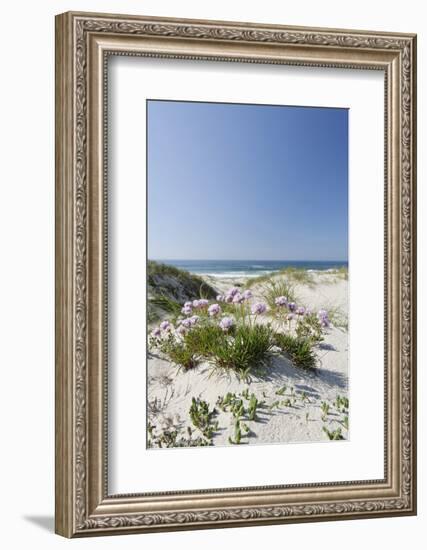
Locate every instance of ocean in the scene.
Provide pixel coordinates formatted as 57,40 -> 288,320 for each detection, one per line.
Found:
155,260 -> 348,279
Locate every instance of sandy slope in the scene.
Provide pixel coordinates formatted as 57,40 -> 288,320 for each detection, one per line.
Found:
147,271 -> 349,447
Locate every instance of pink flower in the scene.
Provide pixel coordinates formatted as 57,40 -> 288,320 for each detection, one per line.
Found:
177,324 -> 187,335
296,306 -> 306,316
208,303 -> 221,316
160,320 -> 172,331
232,292 -> 244,304
251,302 -> 267,315
275,296 -> 288,307
227,287 -> 240,297
181,305 -> 192,315
242,289 -> 253,300
151,327 -> 161,338
219,317 -> 234,331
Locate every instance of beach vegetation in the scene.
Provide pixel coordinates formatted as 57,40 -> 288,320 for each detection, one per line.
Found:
260,278 -> 297,312
322,426 -> 344,441
189,397 -> 219,441
278,267 -> 315,286
274,333 -> 317,369
147,260 -> 217,321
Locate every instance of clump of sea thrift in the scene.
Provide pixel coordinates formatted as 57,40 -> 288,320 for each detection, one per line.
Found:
242,289 -> 253,300
181,305 -> 192,315
296,306 -> 306,316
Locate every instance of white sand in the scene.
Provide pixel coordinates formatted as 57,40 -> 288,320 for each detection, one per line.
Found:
147,271 -> 349,447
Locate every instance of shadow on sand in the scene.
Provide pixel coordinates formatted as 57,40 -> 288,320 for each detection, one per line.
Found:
253,355 -> 347,392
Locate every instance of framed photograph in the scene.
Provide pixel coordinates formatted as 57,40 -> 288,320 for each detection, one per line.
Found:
55,11 -> 417,537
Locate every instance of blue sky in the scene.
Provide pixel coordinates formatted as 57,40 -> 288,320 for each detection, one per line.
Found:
147,100 -> 348,261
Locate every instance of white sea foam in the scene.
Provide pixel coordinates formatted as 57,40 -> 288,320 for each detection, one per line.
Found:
193,270 -> 275,279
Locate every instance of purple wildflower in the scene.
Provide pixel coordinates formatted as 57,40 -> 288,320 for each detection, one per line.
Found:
318,309 -> 328,319
177,324 -> 187,335
225,294 -> 234,303
219,317 -> 234,331
160,320 -> 172,331
182,318 -> 192,328
288,302 -> 296,312
232,292 -> 244,304
275,296 -> 288,307
208,303 -> 221,317
227,287 -> 240,298
296,306 -> 306,316
181,305 -> 192,315
216,294 -> 224,302
251,302 -> 267,315
184,301 -> 193,308
151,327 -> 161,338
189,315 -> 200,325
242,289 -> 253,300
196,299 -> 209,309
287,313 -> 295,321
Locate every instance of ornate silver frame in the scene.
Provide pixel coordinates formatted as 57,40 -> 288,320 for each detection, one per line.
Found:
55,11 -> 417,537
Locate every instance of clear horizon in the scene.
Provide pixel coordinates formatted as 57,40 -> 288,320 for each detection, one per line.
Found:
148,100 -> 348,262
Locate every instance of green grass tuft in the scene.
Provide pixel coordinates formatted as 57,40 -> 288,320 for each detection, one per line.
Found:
274,333 -> 317,369
260,278 -> 297,311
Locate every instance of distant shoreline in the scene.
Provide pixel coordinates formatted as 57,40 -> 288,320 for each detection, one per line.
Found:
149,259 -> 348,280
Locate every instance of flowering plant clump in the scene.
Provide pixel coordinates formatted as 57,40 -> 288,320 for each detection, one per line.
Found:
149,283 -> 332,374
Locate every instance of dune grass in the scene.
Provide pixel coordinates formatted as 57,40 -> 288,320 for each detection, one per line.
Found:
179,322 -> 275,380
260,278 -> 297,312
148,260 -> 217,321
245,267 -> 315,292
274,333 -> 317,369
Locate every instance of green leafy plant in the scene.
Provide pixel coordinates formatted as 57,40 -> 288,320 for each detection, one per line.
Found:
342,415 -> 349,430
320,401 -> 330,421
189,398 -> 219,441
247,394 -> 259,421
322,426 -> 344,440
228,417 -> 243,445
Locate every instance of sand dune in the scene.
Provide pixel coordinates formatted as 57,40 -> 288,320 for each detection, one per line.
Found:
147,270 -> 349,448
